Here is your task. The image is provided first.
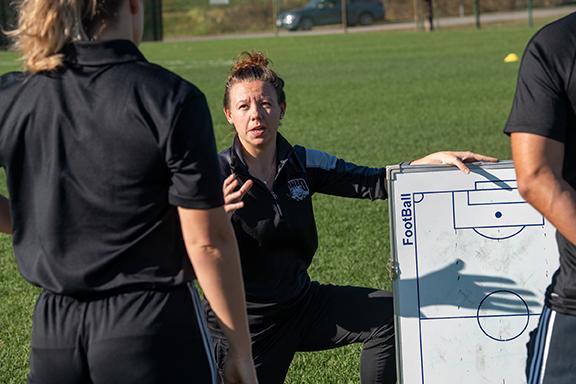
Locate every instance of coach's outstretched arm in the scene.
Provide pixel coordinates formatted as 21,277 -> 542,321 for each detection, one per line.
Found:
410,151 -> 498,174
512,132 -> 576,245
0,195 -> 11,234
178,206 -> 258,384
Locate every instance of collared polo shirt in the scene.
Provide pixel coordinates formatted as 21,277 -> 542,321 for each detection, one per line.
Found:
0,40 -> 224,296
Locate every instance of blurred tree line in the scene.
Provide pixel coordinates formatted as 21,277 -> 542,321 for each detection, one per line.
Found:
1,0 -> 575,44
162,0 -> 575,37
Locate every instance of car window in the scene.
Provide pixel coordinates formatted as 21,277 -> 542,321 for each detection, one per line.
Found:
304,0 -> 321,9
319,0 -> 338,8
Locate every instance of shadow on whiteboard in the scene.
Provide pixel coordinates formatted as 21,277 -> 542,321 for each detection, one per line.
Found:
470,167 -> 515,190
396,259 -> 540,319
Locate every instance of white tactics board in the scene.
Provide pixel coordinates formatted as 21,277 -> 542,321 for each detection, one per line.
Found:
387,161 -> 559,384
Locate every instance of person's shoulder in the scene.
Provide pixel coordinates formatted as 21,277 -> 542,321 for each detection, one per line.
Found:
529,12 -> 576,51
218,146 -> 234,163
538,12 -> 576,35
217,147 -> 233,174
518,12 -> 576,78
293,145 -> 338,170
0,71 -> 28,111
0,71 -> 27,90
126,61 -> 205,101
140,62 -> 201,90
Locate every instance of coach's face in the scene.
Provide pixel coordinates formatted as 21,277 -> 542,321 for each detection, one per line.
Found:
225,80 -> 285,154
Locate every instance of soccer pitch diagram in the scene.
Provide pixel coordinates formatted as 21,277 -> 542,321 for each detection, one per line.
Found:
387,161 -> 559,384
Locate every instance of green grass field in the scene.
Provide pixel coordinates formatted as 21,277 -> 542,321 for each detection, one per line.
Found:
0,21 -> 549,383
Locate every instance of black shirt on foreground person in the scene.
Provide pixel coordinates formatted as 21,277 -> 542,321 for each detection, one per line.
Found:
204,50 -> 496,384
506,11 -> 576,384
0,0 -> 256,383
1,40 -> 220,295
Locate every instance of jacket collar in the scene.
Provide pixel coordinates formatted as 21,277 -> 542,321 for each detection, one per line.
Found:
62,40 -> 147,66
230,133 -> 294,176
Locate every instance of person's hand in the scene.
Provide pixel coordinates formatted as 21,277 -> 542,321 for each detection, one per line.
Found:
223,174 -> 253,217
222,353 -> 259,384
410,151 -> 497,174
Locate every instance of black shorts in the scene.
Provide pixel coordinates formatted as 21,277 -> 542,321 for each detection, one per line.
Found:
28,284 -> 217,384
527,304 -> 576,384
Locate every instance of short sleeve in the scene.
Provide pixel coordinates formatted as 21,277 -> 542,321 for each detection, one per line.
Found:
504,30 -> 573,143
166,92 -> 224,209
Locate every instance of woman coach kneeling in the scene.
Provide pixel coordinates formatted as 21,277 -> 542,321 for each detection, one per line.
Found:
204,50 -> 495,384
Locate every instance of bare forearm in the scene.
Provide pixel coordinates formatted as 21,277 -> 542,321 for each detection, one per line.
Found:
0,195 -> 12,234
519,170 -> 576,244
189,235 -> 252,356
178,206 -> 252,358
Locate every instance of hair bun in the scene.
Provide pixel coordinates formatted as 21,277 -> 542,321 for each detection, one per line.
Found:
232,51 -> 270,72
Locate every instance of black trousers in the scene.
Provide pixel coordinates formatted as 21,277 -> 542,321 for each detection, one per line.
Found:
207,282 -> 396,384
28,284 -> 216,384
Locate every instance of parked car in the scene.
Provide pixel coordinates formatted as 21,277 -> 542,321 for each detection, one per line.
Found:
276,0 -> 385,31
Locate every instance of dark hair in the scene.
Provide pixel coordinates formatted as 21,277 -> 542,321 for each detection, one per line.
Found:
224,51 -> 286,109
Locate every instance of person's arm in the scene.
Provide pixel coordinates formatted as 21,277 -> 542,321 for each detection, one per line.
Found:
511,132 -> 576,244
301,146 -> 496,200
178,206 -> 257,384
0,195 -> 12,234
298,146 -> 389,200
410,151 -> 498,174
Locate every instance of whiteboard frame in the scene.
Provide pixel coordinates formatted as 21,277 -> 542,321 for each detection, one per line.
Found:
386,160 -> 555,384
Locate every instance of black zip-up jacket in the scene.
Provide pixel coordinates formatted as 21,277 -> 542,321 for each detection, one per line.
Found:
220,134 -> 387,304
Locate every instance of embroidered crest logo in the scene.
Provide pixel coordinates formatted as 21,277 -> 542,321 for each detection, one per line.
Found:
287,178 -> 309,201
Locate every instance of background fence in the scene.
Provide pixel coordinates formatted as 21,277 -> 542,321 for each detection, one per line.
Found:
0,0 -> 163,46
162,0 -> 575,37
0,0 -> 575,45
0,0 -> 15,47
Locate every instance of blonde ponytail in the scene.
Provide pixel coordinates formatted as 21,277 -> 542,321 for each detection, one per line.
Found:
8,0 -> 120,73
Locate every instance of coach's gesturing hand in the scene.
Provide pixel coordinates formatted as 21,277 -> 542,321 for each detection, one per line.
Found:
223,174 -> 254,218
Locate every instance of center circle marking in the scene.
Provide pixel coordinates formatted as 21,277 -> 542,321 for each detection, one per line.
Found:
476,290 -> 529,342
